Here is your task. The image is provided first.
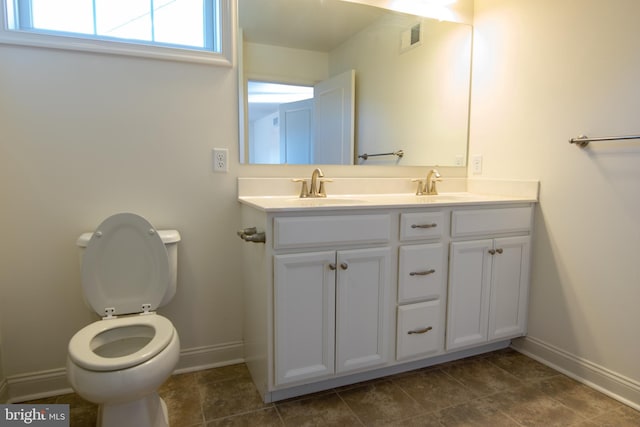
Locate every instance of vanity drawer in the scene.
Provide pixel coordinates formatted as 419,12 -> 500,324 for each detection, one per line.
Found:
274,214 -> 391,249
398,243 -> 446,303
400,212 -> 444,241
451,206 -> 532,238
397,300 -> 443,360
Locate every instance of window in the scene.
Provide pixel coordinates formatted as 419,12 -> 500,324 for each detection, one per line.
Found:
0,0 -> 233,65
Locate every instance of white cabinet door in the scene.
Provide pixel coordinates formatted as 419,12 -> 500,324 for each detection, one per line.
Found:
447,236 -> 531,351
274,251 -> 336,385
335,247 -> 391,373
488,236 -> 530,340
446,239 -> 493,350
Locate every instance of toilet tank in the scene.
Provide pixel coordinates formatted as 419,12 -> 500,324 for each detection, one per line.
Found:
76,229 -> 181,308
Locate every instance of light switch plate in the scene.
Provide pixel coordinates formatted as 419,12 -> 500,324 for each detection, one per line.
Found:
472,155 -> 483,174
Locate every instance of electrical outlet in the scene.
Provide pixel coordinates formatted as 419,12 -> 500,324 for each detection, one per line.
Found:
472,154 -> 483,174
213,148 -> 228,172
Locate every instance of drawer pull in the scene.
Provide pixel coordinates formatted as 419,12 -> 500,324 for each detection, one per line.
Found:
329,263 -> 337,271
488,249 -> 496,255
411,223 -> 437,229
408,326 -> 433,335
496,248 -> 504,254
409,269 -> 436,276
340,263 -> 349,270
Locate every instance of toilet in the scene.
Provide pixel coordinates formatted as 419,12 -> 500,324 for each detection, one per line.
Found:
67,213 -> 181,427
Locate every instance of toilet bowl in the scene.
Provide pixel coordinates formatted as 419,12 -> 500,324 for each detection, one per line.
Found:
67,213 -> 181,427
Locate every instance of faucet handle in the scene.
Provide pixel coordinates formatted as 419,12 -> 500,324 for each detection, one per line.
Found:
292,179 -> 310,198
412,179 -> 425,196
318,179 -> 332,197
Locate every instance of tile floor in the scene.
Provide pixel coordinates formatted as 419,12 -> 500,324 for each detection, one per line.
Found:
26,348 -> 640,426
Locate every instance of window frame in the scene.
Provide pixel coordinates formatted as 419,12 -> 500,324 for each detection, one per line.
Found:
0,0 -> 235,66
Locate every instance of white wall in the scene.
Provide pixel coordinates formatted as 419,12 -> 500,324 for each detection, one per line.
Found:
243,42 -> 329,85
470,0 -> 640,406
0,45 -> 243,382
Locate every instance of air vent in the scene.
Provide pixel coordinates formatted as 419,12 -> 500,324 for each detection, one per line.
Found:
401,23 -> 423,53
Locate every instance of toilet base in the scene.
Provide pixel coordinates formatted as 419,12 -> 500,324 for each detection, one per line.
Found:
97,392 -> 169,427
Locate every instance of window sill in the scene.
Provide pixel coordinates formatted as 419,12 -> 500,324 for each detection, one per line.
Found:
0,29 -> 234,66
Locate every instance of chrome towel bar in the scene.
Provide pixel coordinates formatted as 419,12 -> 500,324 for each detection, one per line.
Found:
358,150 -> 404,160
569,134 -> 640,147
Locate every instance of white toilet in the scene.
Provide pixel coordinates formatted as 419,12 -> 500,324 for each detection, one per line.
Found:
67,213 -> 181,427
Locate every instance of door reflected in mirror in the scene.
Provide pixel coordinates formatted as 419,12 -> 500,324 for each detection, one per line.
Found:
248,81 -> 313,164
247,69 -> 355,165
238,0 -> 472,167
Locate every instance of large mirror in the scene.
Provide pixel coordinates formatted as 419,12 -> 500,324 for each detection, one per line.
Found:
238,0 -> 472,166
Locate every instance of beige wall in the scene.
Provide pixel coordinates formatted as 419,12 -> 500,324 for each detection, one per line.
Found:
470,0 -> 640,405
0,45 -> 243,378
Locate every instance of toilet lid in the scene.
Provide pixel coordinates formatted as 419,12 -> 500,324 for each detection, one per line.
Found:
82,213 -> 170,317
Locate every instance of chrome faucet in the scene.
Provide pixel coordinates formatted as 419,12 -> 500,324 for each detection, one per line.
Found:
426,169 -> 442,195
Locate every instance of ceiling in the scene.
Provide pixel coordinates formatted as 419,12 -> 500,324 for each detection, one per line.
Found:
239,0 -> 387,52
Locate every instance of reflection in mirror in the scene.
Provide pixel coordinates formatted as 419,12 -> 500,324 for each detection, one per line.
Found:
238,0 -> 472,167
247,81 -> 313,164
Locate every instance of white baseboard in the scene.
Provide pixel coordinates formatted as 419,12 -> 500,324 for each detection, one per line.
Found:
173,341 -> 244,374
512,336 -> 640,411
5,341 -> 244,403
6,369 -> 72,403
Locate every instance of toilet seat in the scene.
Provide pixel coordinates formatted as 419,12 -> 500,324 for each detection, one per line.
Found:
82,213 -> 170,317
68,314 -> 175,371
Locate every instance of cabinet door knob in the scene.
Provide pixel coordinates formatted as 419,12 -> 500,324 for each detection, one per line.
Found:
329,263 -> 337,271
488,249 -> 496,255
340,263 -> 349,270
408,326 -> 433,335
411,223 -> 437,229
496,248 -> 503,254
409,269 -> 436,276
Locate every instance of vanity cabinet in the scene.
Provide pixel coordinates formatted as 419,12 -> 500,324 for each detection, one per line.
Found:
268,213 -> 392,387
274,247 -> 390,385
239,196 -> 535,403
446,207 -> 532,351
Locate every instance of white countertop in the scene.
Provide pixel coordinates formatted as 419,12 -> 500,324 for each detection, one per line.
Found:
237,177 -> 539,212
238,192 -> 537,212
